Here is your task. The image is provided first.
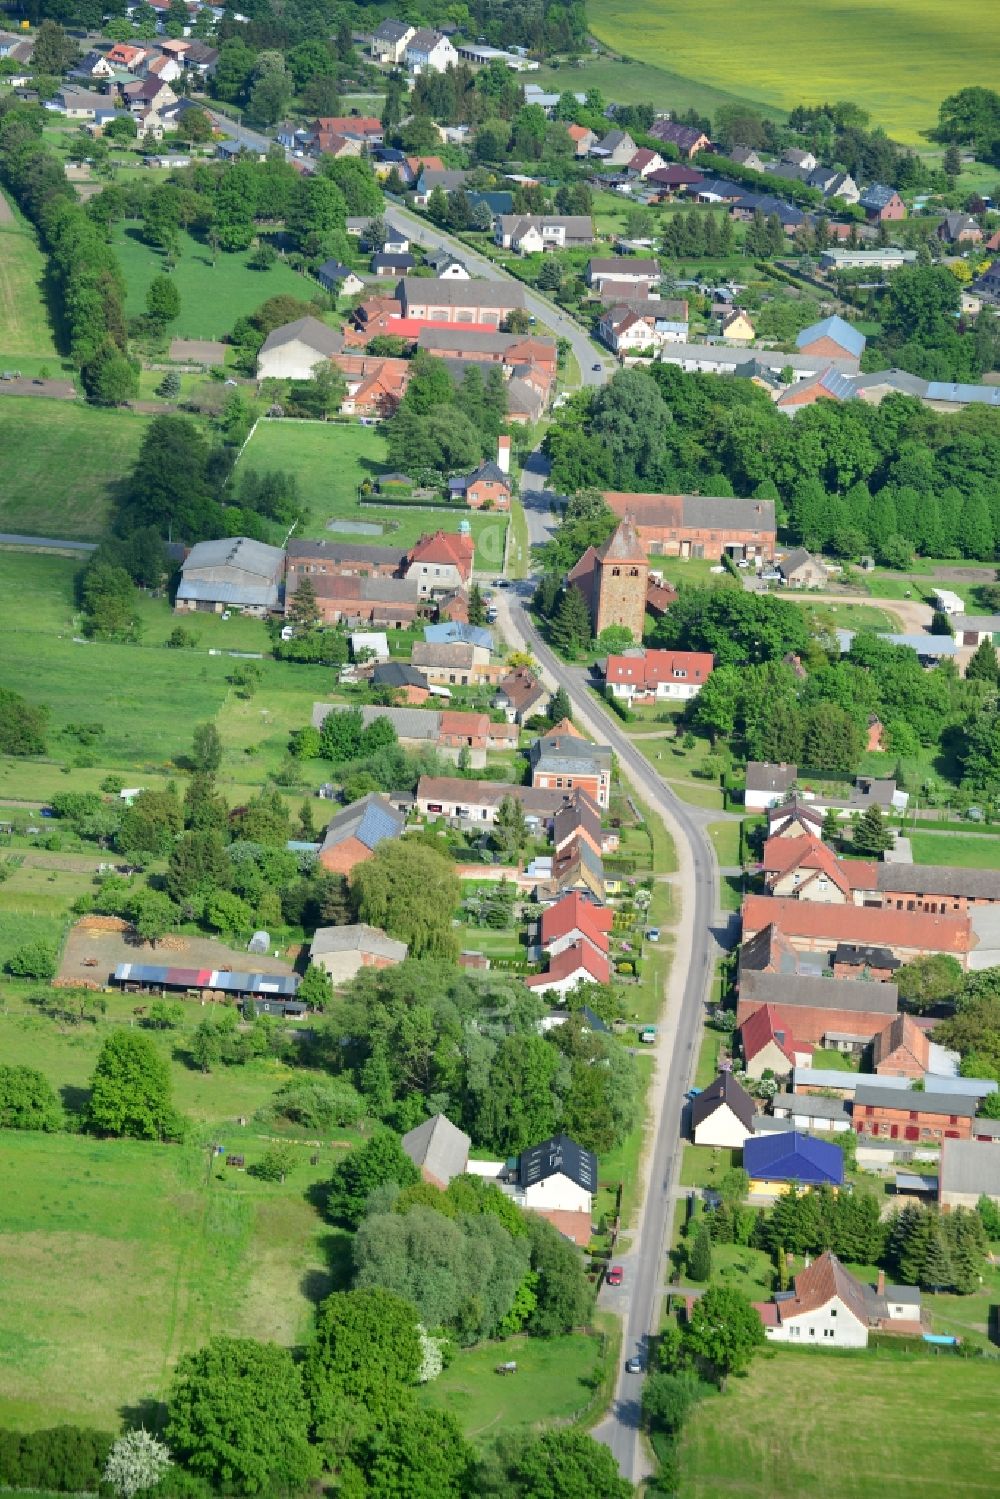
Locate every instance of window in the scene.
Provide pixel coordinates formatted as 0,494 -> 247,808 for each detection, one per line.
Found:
830,1308 -> 837,1316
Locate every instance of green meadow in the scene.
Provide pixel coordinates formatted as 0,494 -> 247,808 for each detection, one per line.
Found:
237,419 -> 508,571
0,188 -> 59,364
587,0 -> 998,143
678,1348 -> 1000,1498
0,399 -> 149,539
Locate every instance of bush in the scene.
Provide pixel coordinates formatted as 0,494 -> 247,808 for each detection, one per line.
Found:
262,1077 -> 365,1132
0,1425 -> 114,1492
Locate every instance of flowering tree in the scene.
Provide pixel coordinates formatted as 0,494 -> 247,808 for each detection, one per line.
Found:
103,1430 -> 172,1498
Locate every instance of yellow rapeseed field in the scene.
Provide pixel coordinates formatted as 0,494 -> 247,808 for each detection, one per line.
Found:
587,0 -> 1000,143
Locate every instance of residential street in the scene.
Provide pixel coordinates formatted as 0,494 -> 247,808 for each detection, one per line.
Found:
384,204 -> 614,387
495,470 -> 734,1485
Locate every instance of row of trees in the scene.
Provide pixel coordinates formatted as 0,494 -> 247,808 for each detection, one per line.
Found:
0,101 -> 135,402
544,353 -> 1000,558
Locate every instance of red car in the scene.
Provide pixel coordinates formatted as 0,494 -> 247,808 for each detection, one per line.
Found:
607,1265 -> 623,1286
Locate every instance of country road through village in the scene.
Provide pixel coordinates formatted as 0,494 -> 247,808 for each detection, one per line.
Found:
494,468 -> 732,1484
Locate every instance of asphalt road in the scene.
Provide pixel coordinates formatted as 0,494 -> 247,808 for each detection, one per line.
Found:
383,204 -> 614,388
505,467 -> 727,1484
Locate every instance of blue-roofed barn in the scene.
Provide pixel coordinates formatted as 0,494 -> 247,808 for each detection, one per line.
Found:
795,314 -> 866,362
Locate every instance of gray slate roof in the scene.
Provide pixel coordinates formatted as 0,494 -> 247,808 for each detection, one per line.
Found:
940,1138 -> 1000,1196
854,1083 -> 977,1117
312,702 -> 440,740
745,761 -> 797,795
259,315 -> 344,358
399,276 -> 525,309
739,971 -> 899,1014
319,792 -> 406,853
518,1133 -> 598,1191
772,1092 -> 851,1121
310,923 -> 408,960
796,315 -> 866,359
402,1113 -> 471,1184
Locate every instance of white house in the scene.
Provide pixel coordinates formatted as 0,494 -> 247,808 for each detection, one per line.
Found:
495,215 -> 593,254
690,1072 -> 756,1148
404,28 -> 458,73
309,924 -> 408,984
604,648 -> 713,704
524,938 -> 611,997
759,1253 -> 871,1347
744,761 -> 798,811
587,257 -> 661,294
370,19 -> 415,65
517,1134 -> 596,1215
256,316 -> 344,380
599,300 -> 690,354
932,588 -> 965,616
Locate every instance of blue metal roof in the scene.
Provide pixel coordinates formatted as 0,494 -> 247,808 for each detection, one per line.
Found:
925,381 -> 1000,406
796,315 -> 866,359
424,621 -> 494,651
356,799 -> 405,851
743,1130 -> 844,1186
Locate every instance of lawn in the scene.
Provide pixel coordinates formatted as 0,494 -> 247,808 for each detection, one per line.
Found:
811,1048 -> 858,1071
678,1144 -> 736,1190
237,419 -> 508,570
112,223 -> 320,340
707,819 -> 741,868
0,188 -> 59,363
910,832 -> 1000,868
678,1348 -> 1000,1498
0,1129 -> 343,1429
0,399 -> 149,540
588,0 -> 998,144
0,551 -> 328,784
420,1329 -> 606,1443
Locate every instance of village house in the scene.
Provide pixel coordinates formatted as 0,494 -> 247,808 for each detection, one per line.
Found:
317,793 -> 406,877
645,163 -> 704,198
762,833 -> 1000,914
859,184 -> 906,222
770,1092 -> 851,1132
648,120 -> 711,158
759,789 -> 823,833
775,366 -> 859,413
624,147 -> 667,179
530,731 -> 612,810
510,1135 -> 596,1247
795,315 -> 866,365
524,938 -> 611,997
371,661 -> 430,704
285,538 -> 405,583
777,548 -> 827,587
402,1114 -> 471,1187
603,647 -> 714,704
448,460 -> 511,511
309,924 -> 408,983
370,18 -> 416,65
736,967 -> 899,1048
494,666 -> 549,724
590,128 -> 638,167
175,537 -> 284,616
599,298 -> 690,354
256,316 -> 344,380
740,1003 -> 813,1078
587,257 -> 661,296
752,1252 -> 922,1347
603,491 -> 777,562
332,353 -> 411,418
690,1072 -> 756,1148
743,1131 -> 845,1194
754,770 -> 907,821
288,574 -> 422,629
403,27 -> 458,73
398,276 -> 526,327
314,260 -> 364,297
852,1083 -> 976,1143
416,776 -> 578,829
405,529 -> 475,596
566,123 -> 597,155
539,890 -> 612,960
410,641 -> 497,687
436,710 -> 518,754
720,308 -> 756,342
551,837 -> 606,902
496,215 -> 594,254
937,211 -> 983,245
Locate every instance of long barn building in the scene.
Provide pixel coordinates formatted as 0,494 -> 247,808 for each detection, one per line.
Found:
112,963 -> 302,1008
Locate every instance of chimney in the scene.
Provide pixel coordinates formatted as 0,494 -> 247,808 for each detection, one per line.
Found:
497,435 -> 511,475
877,1269 -> 886,1294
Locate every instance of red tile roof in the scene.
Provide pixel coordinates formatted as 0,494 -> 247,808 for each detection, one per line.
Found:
741,894 -> 972,955
605,648 -> 714,689
438,710 -> 489,738
761,834 -> 873,898
739,1003 -> 809,1066
540,892 -> 612,950
407,529 -> 475,571
525,938 -> 611,987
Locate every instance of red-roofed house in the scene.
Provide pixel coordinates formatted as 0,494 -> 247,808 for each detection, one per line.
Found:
313,115 -> 383,145
566,124 -> 596,156
626,148 -> 666,179
740,1004 -> 813,1078
871,1013 -> 930,1079
525,939 -> 611,997
333,353 -> 411,417
540,892 -> 612,959
404,530 -> 475,596
437,711 -> 518,752
403,153 -> 445,183
604,648 -> 714,704
762,835 -> 869,901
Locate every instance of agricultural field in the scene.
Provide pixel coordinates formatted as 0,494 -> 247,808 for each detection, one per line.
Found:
678,1349 -> 1000,1498
0,189 -> 59,365
237,419 -> 508,571
0,399 -> 149,539
112,224 -> 322,341
587,0 -> 997,143
0,1126 -> 345,1430
529,53 -> 779,122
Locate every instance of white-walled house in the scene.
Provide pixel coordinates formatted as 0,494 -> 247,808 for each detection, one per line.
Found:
690,1072 -> 756,1147
752,1252 -> 923,1347
604,648 -> 714,704
256,316 -> 344,380
404,28 -> 458,73
517,1134 -> 596,1215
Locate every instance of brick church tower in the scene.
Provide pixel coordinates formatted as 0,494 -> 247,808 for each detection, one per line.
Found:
594,515 -> 647,640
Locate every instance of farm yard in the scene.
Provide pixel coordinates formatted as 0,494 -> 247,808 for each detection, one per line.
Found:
0,400 -> 149,539
587,0 -> 998,143
236,419 -> 508,571
678,1349 -> 1000,1498
112,224 -> 323,341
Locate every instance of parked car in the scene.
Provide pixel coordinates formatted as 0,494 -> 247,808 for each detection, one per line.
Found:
606,1265 -> 623,1286
625,1356 -> 644,1374
685,1087 -> 703,1101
